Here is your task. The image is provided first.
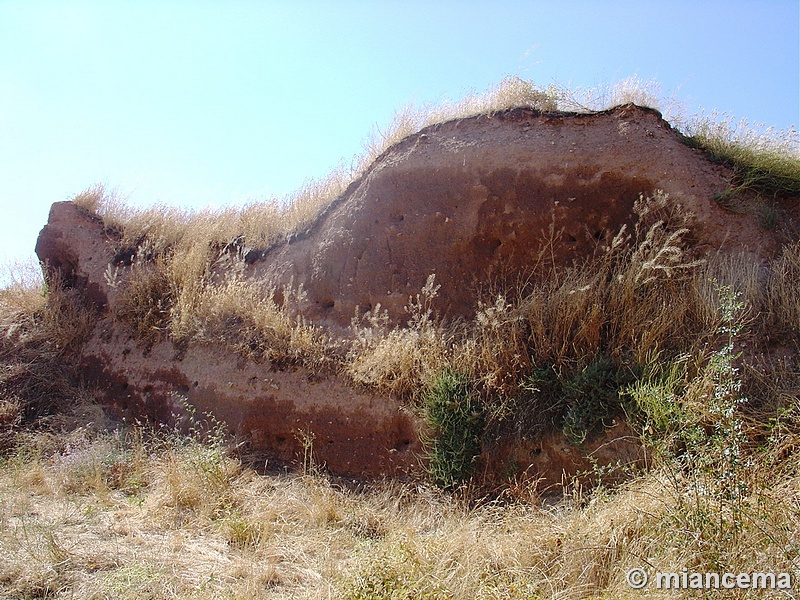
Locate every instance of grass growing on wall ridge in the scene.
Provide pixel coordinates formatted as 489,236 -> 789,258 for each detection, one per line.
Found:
73,76 -> 799,265
36,186 -> 800,495
680,110 -> 800,197
62,187 -> 800,458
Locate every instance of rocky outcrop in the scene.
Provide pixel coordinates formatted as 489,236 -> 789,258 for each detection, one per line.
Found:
36,104 -> 789,484
35,202 -> 119,310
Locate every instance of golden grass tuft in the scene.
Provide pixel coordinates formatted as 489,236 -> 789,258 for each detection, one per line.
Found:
347,275 -> 455,399
171,274 -> 336,370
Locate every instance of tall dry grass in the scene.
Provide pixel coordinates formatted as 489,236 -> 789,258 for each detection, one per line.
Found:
1,402 -> 799,599
0,267 -> 95,451
679,111 -> 800,197
78,185 -> 799,451
347,274 -> 456,399
172,276 -> 335,369
767,240 -> 800,336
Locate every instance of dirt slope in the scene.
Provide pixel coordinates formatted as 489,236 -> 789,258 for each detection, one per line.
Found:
253,104 -> 775,327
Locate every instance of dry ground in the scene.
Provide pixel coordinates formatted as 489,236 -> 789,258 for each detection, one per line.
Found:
0,400 -> 799,600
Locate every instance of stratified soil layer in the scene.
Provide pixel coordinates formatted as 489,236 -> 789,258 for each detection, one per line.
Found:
253,104 -> 777,328
36,104 -> 791,482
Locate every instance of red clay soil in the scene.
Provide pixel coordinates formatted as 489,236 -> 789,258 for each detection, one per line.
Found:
80,320 -> 420,477
35,104 -> 793,484
253,104 -> 780,328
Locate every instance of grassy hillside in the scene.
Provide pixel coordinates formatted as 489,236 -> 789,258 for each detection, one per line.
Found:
1,77 -> 800,598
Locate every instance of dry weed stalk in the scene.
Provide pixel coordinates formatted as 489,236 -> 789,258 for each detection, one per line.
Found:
347,275 -> 454,399
768,241 -> 800,336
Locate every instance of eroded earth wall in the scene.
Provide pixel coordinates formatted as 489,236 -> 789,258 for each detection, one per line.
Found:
36,104 -> 787,483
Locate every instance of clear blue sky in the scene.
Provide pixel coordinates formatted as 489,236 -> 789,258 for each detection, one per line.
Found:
1,0 -> 798,280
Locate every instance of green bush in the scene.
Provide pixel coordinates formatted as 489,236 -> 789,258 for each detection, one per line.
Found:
561,358 -> 638,445
510,359 -> 640,446
623,355 -> 689,438
421,371 -> 484,488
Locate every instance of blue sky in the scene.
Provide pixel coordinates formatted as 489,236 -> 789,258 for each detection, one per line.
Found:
1,0 -> 798,280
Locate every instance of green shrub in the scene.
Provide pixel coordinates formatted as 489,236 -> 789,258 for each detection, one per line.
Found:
509,359 -> 641,446
623,355 -> 689,438
421,371 -> 484,488
561,358 -> 639,445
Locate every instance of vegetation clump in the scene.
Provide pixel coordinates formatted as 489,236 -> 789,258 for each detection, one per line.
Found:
421,370 -> 484,488
680,112 -> 800,198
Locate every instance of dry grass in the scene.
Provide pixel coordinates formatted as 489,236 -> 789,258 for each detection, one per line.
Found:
768,240 -> 800,336
347,275 -> 456,399
85,188 -> 798,456
2,230 -> 799,599
0,267 -> 95,452
0,402 -> 799,599
678,111 -> 800,197
70,76 -> 719,266
172,275 -> 335,369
